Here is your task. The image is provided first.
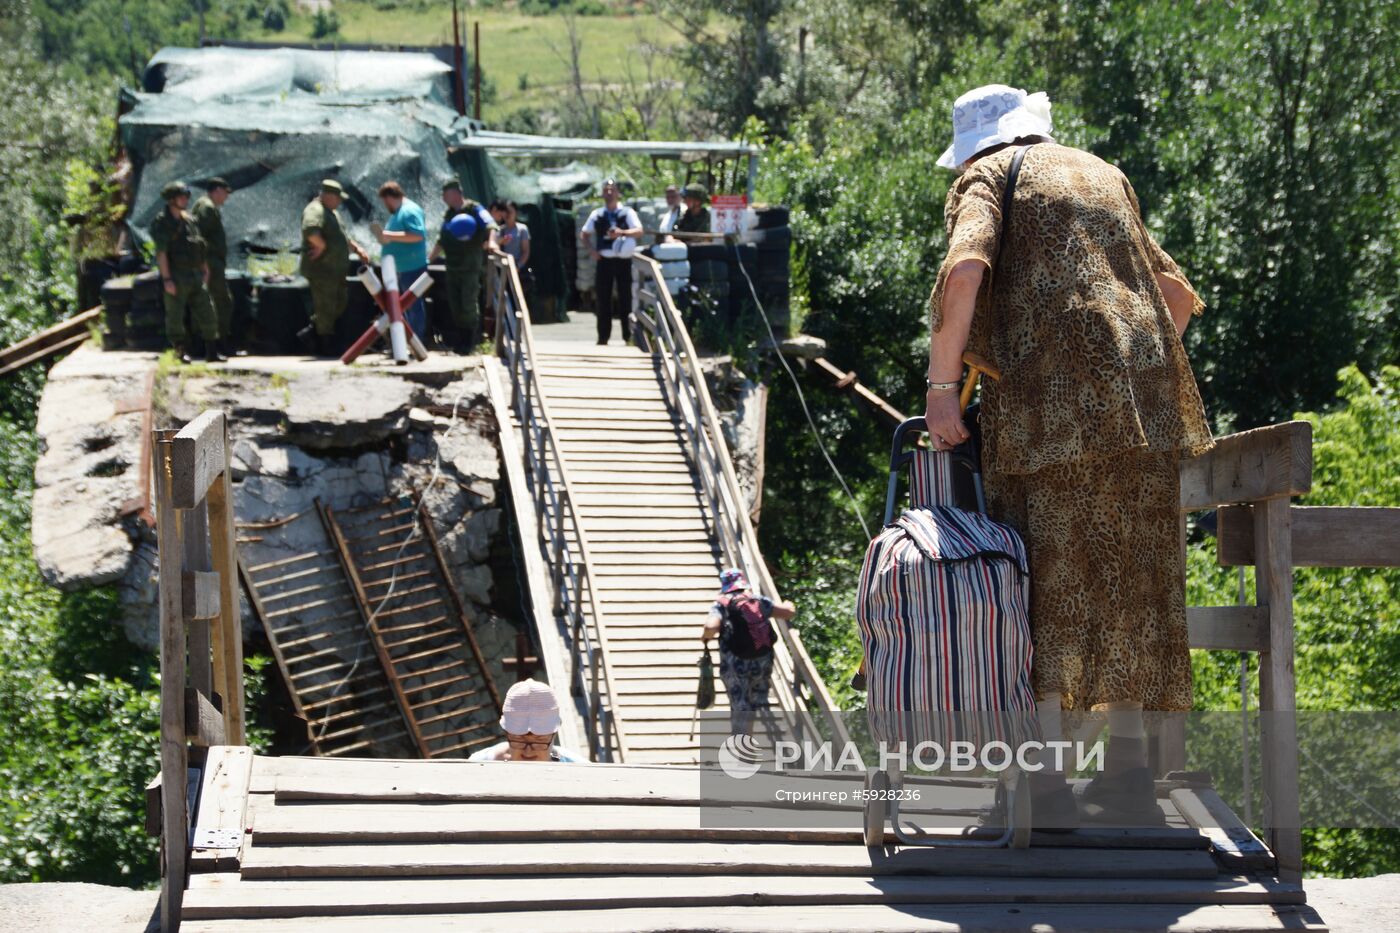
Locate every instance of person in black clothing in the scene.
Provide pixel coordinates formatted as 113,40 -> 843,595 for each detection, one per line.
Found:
674,182 -> 712,235
579,179 -> 643,345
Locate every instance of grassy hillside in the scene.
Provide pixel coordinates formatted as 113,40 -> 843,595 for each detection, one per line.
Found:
248,1 -> 687,124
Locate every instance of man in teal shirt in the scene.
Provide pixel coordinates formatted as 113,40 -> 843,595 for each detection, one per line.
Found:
373,180 -> 430,339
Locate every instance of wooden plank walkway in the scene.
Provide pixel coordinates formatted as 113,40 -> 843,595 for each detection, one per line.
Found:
177,752 -> 1326,931
493,337 -> 787,763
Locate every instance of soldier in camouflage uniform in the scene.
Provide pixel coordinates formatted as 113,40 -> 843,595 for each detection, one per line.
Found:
152,180 -> 221,363
429,179 -> 498,353
191,177 -> 238,356
298,179 -> 369,357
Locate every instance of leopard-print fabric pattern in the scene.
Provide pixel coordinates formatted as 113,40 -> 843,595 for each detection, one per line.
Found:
984,448 -> 1192,711
930,143 -> 1215,476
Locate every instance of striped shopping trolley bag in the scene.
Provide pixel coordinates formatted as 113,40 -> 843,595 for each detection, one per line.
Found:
854,416 -> 1036,848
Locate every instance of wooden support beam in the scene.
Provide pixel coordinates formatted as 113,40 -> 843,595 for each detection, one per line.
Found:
145,772 -> 163,837
207,439 -> 246,744
1186,606 -> 1269,652
182,570 -> 222,620
1170,787 -> 1276,873
0,306 -> 100,376
1178,421 -> 1312,511
154,431 -> 188,933
808,357 -> 907,428
0,329 -> 92,377
172,411 -> 227,509
1218,504 -> 1400,568
1253,497 -> 1303,882
183,501 -> 214,710
185,687 -> 228,747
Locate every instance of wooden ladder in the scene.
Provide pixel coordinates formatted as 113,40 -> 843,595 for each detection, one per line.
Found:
323,495 -> 503,759
238,510 -> 413,757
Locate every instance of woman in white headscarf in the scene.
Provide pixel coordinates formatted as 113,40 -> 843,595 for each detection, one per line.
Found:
925,85 -> 1214,826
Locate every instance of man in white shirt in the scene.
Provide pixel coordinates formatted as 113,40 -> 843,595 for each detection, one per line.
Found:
657,184 -> 682,234
580,178 -> 644,345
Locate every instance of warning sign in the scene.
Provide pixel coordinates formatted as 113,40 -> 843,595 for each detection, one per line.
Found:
711,194 -> 748,235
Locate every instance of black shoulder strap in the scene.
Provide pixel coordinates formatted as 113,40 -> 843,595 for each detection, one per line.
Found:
993,145 -> 1031,289
999,146 -> 1029,255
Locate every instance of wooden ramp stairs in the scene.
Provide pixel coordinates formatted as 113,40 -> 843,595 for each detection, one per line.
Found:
483,253 -> 844,765
240,495 -> 501,759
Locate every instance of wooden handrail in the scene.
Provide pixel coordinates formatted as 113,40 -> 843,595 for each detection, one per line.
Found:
1174,421 -> 1316,883
632,256 -> 852,751
487,253 -> 628,763
153,411 -> 246,932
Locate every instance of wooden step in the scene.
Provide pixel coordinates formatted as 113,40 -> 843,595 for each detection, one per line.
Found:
183,873 -> 1303,923
237,837 -> 1222,881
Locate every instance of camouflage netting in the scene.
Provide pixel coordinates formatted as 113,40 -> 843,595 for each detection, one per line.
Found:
120,46 -> 579,314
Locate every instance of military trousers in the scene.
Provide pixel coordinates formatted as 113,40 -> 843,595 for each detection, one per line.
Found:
305,273 -> 348,337
164,277 -> 216,346
445,259 -> 483,348
208,262 -> 233,340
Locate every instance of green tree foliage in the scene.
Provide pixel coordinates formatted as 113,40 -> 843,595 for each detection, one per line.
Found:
0,421 -> 161,883
310,8 -> 341,40
28,0 -> 247,82
651,0 -> 786,135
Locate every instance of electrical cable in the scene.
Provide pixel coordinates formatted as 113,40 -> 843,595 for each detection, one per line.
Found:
731,243 -> 871,539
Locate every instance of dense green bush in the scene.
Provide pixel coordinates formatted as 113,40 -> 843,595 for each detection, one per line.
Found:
310,8 -> 340,39
0,422 -> 162,884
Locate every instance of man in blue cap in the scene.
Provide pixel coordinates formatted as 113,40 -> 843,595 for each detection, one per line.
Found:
429,179 -> 498,353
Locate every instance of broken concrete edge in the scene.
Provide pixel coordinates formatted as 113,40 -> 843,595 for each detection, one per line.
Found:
30,346 -> 512,656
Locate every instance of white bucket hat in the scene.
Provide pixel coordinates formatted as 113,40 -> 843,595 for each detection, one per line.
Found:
937,84 -> 1054,170
500,678 -> 562,736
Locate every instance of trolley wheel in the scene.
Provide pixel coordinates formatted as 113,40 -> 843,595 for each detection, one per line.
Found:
1008,769 -> 1032,849
863,769 -> 888,847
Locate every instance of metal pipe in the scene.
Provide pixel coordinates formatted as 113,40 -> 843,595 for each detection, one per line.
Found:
473,21 -> 482,121
356,264 -> 383,296
380,255 -> 409,365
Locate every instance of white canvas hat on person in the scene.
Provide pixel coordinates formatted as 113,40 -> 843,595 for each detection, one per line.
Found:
500,678 -> 562,735
937,84 -> 1054,170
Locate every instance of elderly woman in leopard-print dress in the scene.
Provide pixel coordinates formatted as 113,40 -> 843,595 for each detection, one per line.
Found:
923,86 -> 1214,827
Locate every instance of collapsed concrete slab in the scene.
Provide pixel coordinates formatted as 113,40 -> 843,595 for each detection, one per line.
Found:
31,348 -> 517,659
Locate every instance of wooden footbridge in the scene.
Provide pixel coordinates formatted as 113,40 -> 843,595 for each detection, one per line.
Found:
139,252 -> 1400,930
481,254 -> 842,763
